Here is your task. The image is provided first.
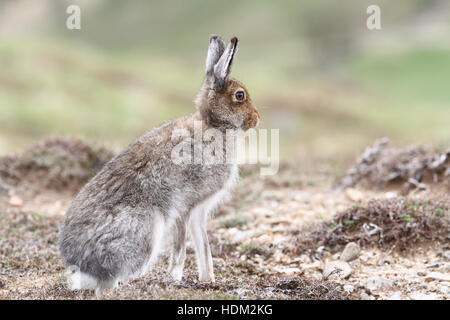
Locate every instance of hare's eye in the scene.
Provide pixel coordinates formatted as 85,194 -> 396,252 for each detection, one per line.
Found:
234,90 -> 245,102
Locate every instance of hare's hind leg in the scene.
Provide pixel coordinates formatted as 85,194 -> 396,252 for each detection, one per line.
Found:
95,278 -> 119,296
168,216 -> 188,281
189,205 -> 215,282
141,213 -> 166,275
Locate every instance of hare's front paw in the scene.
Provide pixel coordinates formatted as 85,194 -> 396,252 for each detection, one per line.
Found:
198,272 -> 215,283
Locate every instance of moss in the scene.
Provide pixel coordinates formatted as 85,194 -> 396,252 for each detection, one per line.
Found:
219,214 -> 249,228
240,242 -> 272,258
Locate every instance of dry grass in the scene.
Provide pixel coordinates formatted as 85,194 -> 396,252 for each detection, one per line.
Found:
0,192 -> 345,300
0,137 -> 113,192
2,137 -> 449,300
335,138 -> 450,193
292,197 -> 449,254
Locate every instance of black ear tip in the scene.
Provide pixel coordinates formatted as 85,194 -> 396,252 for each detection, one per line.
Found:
210,34 -> 220,43
230,37 -> 238,45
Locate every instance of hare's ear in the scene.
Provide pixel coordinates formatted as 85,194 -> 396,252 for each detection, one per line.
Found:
212,37 -> 238,91
205,35 -> 225,76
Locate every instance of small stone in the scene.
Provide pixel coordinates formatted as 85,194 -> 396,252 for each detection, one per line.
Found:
425,261 -> 443,268
255,234 -> 271,243
213,257 -> 225,266
428,281 -> 441,293
234,288 -> 250,297
273,251 -> 285,262
377,253 -> 390,266
294,192 -> 312,202
388,291 -> 403,300
252,208 -> 274,217
340,242 -> 360,262
0,179 -> 10,192
425,272 -> 450,282
360,292 -> 375,300
345,188 -> 364,202
273,266 -> 301,275
416,283 -> 428,289
316,246 -> 325,255
301,260 -> 323,272
384,192 -> 398,199
439,285 -> 449,294
364,277 -> 393,292
256,266 -> 266,273
349,258 -> 360,267
410,292 -> 438,300
228,229 -> 263,243
9,195 -> 23,207
416,271 -> 427,277
443,251 -> 450,261
295,254 -> 311,264
323,261 -> 353,279
343,285 -> 354,293
403,260 -> 415,268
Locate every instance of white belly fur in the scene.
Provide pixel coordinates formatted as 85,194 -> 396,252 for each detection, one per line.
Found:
193,164 -> 239,220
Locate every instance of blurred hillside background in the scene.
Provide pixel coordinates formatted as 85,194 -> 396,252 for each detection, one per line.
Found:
0,0 -> 449,167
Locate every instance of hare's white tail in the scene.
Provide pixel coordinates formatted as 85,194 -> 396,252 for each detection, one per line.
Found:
65,266 -> 117,294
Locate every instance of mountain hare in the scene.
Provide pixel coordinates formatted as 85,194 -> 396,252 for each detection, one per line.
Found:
59,35 -> 260,293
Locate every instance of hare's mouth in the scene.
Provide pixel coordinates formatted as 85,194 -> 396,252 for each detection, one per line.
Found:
255,116 -> 260,127
243,114 -> 259,131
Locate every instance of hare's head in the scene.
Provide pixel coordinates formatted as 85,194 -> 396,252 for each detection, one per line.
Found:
195,35 -> 259,131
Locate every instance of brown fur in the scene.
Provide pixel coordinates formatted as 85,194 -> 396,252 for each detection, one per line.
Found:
58,35 -> 258,291
196,77 -> 259,131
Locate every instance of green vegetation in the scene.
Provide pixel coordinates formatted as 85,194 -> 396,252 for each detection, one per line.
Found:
240,241 -> 271,257
1,36 -> 448,161
343,220 -> 355,226
348,49 -> 450,141
219,214 -> 249,229
400,214 -> 412,222
0,0 -> 448,163
32,212 -> 44,220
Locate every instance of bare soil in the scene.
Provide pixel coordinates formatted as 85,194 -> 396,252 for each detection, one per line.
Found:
0,138 -> 449,300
